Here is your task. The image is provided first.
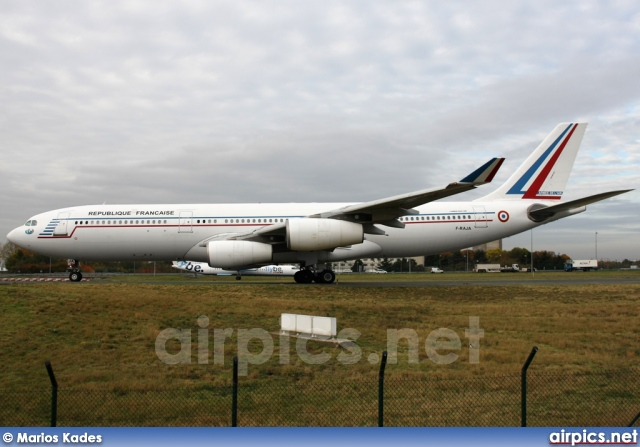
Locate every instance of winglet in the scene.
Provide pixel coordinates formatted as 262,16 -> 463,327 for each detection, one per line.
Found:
459,157 -> 505,184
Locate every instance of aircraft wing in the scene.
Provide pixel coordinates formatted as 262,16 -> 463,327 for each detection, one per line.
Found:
240,157 -> 504,241
310,157 -> 504,226
529,189 -> 633,221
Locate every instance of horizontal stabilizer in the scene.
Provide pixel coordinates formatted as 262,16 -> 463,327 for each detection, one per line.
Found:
529,189 -> 633,221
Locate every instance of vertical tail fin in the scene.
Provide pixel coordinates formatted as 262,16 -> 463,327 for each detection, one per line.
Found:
477,123 -> 587,202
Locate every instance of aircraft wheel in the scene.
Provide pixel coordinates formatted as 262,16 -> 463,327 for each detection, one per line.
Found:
316,270 -> 336,284
302,270 -> 315,284
235,276 -> 242,280
295,270 -> 314,284
69,271 -> 82,282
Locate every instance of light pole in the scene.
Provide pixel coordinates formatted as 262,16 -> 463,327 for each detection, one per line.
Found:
466,249 -> 469,272
530,229 -> 534,276
595,232 -> 598,261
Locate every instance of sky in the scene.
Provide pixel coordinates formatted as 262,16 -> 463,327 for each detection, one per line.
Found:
1,0 -> 638,261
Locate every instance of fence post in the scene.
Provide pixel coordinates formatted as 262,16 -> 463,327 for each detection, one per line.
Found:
378,351 -> 388,427
232,356 -> 238,427
521,346 -> 538,427
628,409 -> 640,427
44,360 -> 58,427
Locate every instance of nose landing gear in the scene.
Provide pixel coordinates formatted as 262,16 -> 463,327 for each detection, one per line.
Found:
67,259 -> 83,282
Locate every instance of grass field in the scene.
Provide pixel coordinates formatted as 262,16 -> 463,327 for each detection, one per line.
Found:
1,271 -> 639,425
2,270 -> 639,387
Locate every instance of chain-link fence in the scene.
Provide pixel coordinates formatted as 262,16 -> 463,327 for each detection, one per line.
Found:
1,365 -> 638,427
527,369 -> 640,426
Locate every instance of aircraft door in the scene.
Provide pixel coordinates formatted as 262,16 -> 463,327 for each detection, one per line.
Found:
53,212 -> 71,236
179,211 -> 193,233
472,206 -> 487,228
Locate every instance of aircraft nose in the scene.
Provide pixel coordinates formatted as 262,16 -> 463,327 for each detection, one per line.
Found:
7,226 -> 25,246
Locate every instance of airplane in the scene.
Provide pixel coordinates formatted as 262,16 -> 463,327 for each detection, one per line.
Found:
172,260 -> 298,280
7,123 -> 631,284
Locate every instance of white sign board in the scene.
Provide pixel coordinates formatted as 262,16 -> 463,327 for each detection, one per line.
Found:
280,313 -> 337,338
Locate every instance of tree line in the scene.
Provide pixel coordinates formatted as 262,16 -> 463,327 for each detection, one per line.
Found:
360,248 -> 637,273
0,242 -> 175,274
1,241 -> 637,274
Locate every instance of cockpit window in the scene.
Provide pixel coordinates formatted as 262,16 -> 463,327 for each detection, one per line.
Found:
25,220 -> 37,226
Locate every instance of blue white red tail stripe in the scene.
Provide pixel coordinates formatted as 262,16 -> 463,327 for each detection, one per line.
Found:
506,123 -> 577,199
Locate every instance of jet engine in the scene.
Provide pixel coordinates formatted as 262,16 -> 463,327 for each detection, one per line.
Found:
286,219 -> 364,251
207,240 -> 272,269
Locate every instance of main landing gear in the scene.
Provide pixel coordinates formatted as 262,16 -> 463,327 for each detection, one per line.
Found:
68,259 -> 83,282
293,267 -> 336,284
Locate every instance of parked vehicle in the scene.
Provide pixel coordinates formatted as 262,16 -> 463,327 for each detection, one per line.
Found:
500,264 -> 520,272
474,264 -> 501,273
474,263 -> 520,272
564,260 -> 598,271
430,267 -> 444,273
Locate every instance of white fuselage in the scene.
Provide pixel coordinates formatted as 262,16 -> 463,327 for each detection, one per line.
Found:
7,200 -> 576,266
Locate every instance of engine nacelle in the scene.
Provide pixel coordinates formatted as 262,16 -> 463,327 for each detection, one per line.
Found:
207,240 -> 272,269
286,219 -> 364,251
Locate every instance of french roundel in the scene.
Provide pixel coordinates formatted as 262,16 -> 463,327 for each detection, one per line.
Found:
498,210 -> 509,222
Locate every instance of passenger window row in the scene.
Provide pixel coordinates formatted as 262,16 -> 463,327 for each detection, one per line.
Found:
399,215 -> 474,221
